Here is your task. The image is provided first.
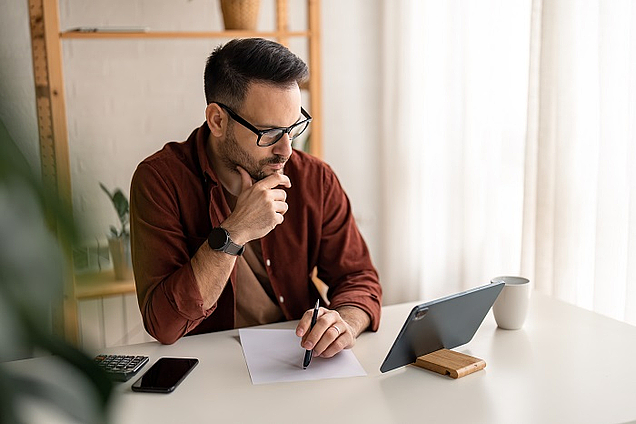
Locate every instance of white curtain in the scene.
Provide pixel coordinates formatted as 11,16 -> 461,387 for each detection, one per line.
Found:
380,0 -> 636,326
379,0 -> 532,304
523,0 -> 636,324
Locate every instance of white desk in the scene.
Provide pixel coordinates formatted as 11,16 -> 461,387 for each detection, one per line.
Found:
7,293 -> 636,423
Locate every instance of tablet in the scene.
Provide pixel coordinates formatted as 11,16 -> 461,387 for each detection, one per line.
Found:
380,282 -> 504,373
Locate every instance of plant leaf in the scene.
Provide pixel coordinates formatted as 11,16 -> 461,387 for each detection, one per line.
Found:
99,183 -> 113,201
22,314 -> 114,412
5,371 -> 110,424
0,367 -> 21,424
100,184 -> 129,237
112,190 -> 129,223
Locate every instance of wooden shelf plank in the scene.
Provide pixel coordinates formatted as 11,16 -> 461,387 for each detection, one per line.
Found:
74,270 -> 136,299
60,30 -> 311,39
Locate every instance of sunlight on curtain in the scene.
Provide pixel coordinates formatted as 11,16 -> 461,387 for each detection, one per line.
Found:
523,0 -> 636,325
380,0 -> 636,324
380,0 -> 532,304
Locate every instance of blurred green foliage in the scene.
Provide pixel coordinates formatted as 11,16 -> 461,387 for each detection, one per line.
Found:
0,120 -> 114,423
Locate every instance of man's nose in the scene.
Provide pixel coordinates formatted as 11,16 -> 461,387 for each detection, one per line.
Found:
272,132 -> 293,157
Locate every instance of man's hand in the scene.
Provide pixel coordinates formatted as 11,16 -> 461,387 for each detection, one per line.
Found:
295,305 -> 370,358
221,166 -> 291,244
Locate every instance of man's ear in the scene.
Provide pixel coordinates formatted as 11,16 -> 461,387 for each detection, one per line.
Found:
206,103 -> 225,137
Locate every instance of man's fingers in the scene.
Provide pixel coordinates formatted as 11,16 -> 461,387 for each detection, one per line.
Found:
236,166 -> 254,193
295,309 -> 312,336
296,307 -> 326,337
271,188 -> 287,202
313,321 -> 351,357
258,172 -> 291,189
314,332 -> 353,358
274,200 -> 289,215
301,310 -> 339,349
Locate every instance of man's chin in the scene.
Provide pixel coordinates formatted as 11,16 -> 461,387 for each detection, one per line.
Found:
250,168 -> 278,181
251,160 -> 287,181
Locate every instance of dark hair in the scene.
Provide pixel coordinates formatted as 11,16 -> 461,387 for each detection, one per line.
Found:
204,38 -> 309,107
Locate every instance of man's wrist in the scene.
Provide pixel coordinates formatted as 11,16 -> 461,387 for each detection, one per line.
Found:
336,306 -> 371,338
219,221 -> 248,246
208,227 -> 244,256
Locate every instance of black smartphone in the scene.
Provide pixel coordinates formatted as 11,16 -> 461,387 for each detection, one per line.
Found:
131,357 -> 198,393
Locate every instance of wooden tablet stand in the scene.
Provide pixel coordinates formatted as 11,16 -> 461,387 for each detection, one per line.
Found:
414,349 -> 486,379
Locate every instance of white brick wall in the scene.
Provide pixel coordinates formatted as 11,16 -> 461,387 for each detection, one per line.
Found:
63,38 -> 215,237
0,0 -> 41,172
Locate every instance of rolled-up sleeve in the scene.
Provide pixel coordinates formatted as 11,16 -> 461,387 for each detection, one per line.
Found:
130,162 -> 212,344
316,167 -> 382,331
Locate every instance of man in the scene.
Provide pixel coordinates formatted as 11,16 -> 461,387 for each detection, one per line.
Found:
130,38 -> 381,360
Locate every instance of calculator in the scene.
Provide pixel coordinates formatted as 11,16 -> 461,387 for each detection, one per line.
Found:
94,354 -> 149,382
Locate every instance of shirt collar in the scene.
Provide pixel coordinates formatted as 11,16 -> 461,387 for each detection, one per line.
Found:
195,122 -> 220,187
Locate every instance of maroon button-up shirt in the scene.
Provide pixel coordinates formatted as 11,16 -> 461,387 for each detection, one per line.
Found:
130,123 -> 382,344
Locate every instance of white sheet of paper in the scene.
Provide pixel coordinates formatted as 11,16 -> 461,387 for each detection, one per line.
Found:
239,328 -> 367,385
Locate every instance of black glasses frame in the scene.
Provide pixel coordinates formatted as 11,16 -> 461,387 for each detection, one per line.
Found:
215,102 -> 312,147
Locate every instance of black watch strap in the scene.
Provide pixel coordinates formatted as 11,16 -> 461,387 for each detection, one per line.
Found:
223,240 -> 245,256
207,227 -> 245,256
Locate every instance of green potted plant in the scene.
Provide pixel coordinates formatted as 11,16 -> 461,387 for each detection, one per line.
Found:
99,183 -> 132,281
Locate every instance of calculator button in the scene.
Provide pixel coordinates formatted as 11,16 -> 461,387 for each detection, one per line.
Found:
94,354 -> 149,382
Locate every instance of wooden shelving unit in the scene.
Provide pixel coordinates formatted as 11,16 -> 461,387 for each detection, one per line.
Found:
28,0 -> 322,344
74,270 -> 136,300
60,30 -> 311,39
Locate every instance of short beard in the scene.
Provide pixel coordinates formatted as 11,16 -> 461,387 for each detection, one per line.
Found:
218,122 -> 288,181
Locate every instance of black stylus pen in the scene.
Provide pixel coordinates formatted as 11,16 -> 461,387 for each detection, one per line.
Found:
302,299 -> 320,369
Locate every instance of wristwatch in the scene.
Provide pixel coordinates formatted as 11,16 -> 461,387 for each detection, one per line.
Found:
207,227 -> 244,256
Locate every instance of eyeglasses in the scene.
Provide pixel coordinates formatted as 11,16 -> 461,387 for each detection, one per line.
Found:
215,102 -> 312,147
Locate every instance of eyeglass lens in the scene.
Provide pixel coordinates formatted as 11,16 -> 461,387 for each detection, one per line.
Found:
258,120 -> 310,146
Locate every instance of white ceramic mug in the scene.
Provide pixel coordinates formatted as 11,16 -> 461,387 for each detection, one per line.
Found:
491,276 -> 531,330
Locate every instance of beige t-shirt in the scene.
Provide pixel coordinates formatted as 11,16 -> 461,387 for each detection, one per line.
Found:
234,240 -> 285,328
223,188 -> 284,328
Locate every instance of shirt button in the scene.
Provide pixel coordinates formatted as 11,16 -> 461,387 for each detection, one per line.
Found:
279,296 -> 284,303
266,259 -> 271,267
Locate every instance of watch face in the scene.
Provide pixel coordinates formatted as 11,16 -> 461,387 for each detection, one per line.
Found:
208,227 -> 229,250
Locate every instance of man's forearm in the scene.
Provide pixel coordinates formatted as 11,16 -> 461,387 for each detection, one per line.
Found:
190,241 -> 238,310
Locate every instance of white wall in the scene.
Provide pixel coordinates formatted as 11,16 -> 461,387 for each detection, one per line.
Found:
0,0 -> 382,348
78,294 -> 154,349
322,0 -> 381,260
